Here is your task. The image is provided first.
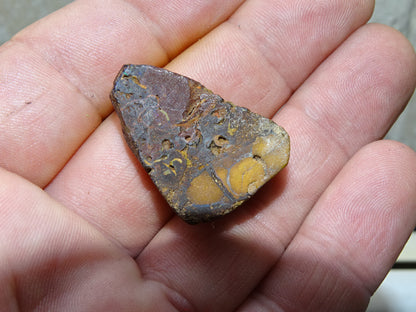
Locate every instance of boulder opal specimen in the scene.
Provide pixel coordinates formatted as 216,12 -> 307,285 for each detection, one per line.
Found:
111,64 -> 290,224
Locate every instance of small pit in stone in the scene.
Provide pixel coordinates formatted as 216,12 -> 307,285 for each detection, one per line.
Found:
253,155 -> 261,161
213,135 -> 228,147
209,135 -> 230,156
162,139 -> 173,150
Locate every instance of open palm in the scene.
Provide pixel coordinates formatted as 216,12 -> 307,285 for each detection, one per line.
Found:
1,1 -> 416,311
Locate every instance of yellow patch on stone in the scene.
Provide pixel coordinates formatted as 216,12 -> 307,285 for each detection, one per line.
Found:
131,76 -> 148,89
252,134 -> 290,173
227,125 -> 237,136
180,148 -> 192,168
229,158 -> 265,196
215,167 -> 228,184
187,171 -> 224,205
159,108 -> 170,121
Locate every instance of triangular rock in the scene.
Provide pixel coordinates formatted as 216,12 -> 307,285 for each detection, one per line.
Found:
111,65 -> 290,224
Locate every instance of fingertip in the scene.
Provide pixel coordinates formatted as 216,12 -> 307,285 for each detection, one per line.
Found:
279,139 -> 416,299
355,139 -> 416,186
360,23 -> 416,100
321,139 -> 416,288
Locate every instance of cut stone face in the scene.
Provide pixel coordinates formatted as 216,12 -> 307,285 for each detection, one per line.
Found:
110,64 -> 290,224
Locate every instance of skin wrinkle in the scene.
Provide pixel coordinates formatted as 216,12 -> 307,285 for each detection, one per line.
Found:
122,0 -> 246,61
229,0 -> 372,91
246,292 -> 285,312
295,228 -> 373,301
292,103 -> 352,162
257,250 -> 369,312
10,2 -> 169,110
169,24 -> 292,118
228,21 -> 294,115
154,279 -> 196,312
225,18 -> 293,97
229,1 -> 294,88
117,0 -> 171,62
0,243 -> 20,312
287,25 -> 415,157
0,47 -> 104,186
7,38 -> 103,122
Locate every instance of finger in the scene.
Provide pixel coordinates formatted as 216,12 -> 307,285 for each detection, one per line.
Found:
0,167 -> 155,310
268,23 -> 416,232
46,0 -> 376,254
238,140 -> 416,312
0,0 -> 244,186
169,0 -> 375,116
135,24 -> 416,310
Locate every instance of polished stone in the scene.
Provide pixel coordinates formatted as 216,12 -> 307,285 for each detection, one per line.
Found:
111,65 -> 290,224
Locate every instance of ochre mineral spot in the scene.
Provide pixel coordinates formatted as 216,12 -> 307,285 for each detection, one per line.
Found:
111,65 -> 290,224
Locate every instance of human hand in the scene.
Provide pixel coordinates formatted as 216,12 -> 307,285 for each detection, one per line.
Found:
0,1 -> 416,311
